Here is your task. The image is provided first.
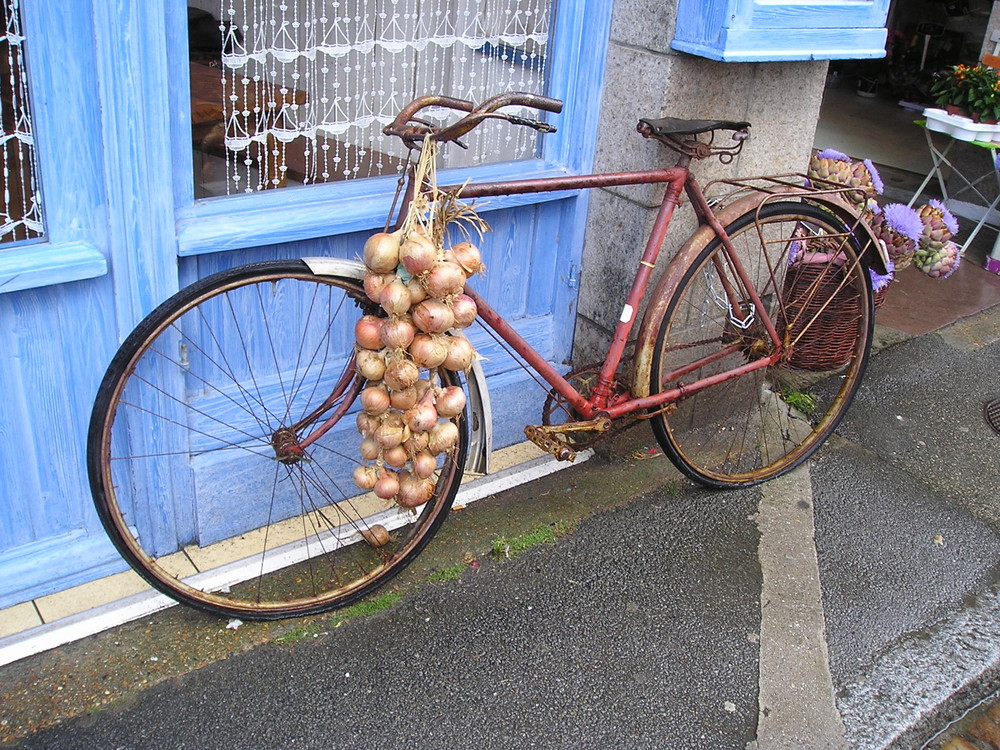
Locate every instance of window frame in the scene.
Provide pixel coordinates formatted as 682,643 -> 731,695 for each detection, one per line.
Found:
169,0 -> 613,258
0,0 -> 107,295
671,0 -> 891,63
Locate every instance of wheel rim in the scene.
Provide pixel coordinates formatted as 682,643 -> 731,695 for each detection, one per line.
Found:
651,205 -> 872,486
92,266 -> 465,618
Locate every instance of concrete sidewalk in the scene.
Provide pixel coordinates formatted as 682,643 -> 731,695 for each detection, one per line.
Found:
2,297 -> 1000,748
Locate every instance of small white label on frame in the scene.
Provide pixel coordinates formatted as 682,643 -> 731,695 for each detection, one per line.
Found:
620,304 -> 634,323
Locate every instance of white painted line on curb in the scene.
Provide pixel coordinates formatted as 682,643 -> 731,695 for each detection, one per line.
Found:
0,451 -> 589,668
755,465 -> 847,750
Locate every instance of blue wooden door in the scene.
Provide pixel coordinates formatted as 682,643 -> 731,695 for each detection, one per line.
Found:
0,0 -> 612,609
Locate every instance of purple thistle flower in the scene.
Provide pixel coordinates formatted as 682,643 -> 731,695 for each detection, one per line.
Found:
928,198 -> 960,235
869,259 -> 895,292
816,148 -> 851,162
882,202 -> 923,242
864,159 -> 884,194
788,239 -> 803,265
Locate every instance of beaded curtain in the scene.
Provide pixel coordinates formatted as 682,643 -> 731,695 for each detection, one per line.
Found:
217,0 -> 552,193
0,0 -> 42,243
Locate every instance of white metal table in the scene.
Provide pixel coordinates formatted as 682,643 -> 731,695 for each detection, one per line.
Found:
908,123 -> 1000,257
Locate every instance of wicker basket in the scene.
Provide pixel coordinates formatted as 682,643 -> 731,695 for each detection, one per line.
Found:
781,259 -> 864,371
873,285 -> 889,310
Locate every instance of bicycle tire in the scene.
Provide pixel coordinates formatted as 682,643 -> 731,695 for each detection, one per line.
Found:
88,260 -> 468,619
649,201 -> 873,488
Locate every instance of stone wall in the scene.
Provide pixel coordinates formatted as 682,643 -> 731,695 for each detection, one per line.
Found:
572,0 -> 828,365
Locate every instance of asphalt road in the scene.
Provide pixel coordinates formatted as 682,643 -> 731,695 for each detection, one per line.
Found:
5,307 -> 1000,749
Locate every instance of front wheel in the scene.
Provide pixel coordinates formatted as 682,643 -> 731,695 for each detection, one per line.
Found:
88,260 -> 468,619
649,202 -> 874,488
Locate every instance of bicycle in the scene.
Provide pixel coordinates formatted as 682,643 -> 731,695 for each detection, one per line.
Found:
87,92 -> 887,620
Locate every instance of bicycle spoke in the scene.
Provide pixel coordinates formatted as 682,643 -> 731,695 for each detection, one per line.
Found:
650,203 -> 872,487
90,262 -> 468,618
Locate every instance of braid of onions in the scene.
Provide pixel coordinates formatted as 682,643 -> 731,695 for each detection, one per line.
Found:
352,139 -> 487,519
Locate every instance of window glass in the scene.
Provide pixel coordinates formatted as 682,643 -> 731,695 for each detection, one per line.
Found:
0,0 -> 43,244
189,0 -> 554,197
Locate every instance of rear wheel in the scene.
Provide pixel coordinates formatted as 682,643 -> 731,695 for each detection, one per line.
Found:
649,202 -> 873,488
88,260 -> 467,619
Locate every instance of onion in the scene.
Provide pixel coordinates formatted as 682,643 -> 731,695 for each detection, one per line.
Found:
396,472 -> 435,508
408,333 -> 448,368
413,378 -> 432,400
406,277 -> 427,305
355,349 -> 387,381
374,469 -> 399,500
359,436 -> 381,460
383,444 -> 409,468
399,235 -> 437,276
389,385 -> 419,411
404,430 -> 429,454
380,278 -> 411,316
405,400 -> 439,433
382,410 -> 405,430
364,272 -> 395,303
374,421 -> 409,449
363,231 -> 401,273
412,450 -> 437,479
353,464 -> 379,490
384,358 -> 420,391
356,412 -> 379,437
428,420 -> 459,455
435,385 -> 467,418
443,336 -> 475,372
451,294 -> 477,328
360,524 -> 390,547
355,315 -> 385,350
450,241 -> 484,276
412,300 -> 455,334
424,261 -> 467,299
360,385 -> 391,415
380,316 -> 416,350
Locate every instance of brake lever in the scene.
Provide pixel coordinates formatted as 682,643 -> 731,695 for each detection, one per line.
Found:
505,114 -> 558,134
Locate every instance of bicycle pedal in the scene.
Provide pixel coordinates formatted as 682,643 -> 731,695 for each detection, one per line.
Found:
524,425 -> 577,462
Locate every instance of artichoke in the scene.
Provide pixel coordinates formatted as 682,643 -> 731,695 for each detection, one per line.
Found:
916,200 -> 959,247
913,240 -> 960,279
807,154 -> 854,187
869,203 -> 922,269
807,150 -> 882,209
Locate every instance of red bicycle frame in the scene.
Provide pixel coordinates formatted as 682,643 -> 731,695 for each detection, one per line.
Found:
409,156 -> 787,423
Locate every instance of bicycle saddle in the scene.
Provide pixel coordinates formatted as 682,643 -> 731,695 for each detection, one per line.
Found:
637,116 -> 750,136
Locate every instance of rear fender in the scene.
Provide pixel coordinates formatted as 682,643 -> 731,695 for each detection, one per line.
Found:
631,190 -> 885,399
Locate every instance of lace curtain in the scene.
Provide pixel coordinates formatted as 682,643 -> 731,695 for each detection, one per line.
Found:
0,0 -> 42,243
197,0 -> 553,194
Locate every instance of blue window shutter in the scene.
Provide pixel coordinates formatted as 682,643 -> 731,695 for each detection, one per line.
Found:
672,0 -> 891,62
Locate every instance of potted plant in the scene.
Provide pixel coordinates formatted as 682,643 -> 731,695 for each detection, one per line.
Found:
930,64 -> 1000,122
931,65 -> 970,115
967,67 -> 1000,123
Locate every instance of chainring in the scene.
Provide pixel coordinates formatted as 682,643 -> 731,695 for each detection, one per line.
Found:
541,364 -> 619,449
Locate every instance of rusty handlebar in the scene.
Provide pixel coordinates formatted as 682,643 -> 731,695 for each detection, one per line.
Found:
382,92 -> 563,148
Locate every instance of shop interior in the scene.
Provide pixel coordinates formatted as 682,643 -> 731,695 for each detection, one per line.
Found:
812,0 -> 1000,334
815,0 -> 994,175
